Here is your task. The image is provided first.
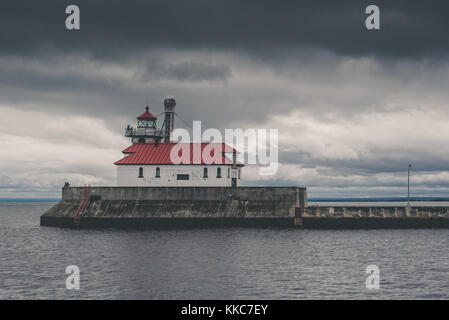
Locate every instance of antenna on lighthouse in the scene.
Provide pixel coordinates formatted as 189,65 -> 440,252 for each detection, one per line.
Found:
163,96 -> 176,142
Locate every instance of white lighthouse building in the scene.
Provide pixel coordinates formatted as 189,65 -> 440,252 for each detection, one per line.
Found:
115,98 -> 243,187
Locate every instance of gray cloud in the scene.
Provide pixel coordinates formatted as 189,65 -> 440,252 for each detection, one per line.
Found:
1,0 -> 449,60
139,56 -> 231,82
1,1 -> 449,198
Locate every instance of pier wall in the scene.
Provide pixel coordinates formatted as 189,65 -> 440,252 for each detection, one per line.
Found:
303,206 -> 449,218
41,186 -> 308,227
40,186 -> 449,229
61,186 -> 307,204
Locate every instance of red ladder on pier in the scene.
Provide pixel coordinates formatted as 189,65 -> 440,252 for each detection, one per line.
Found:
74,184 -> 90,226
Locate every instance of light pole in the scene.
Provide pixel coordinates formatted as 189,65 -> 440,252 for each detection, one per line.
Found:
407,164 -> 412,208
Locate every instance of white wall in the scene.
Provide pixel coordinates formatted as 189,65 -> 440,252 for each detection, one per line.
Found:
117,164 -> 241,187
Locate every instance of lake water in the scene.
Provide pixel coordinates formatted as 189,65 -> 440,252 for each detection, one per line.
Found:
1,202 -> 449,299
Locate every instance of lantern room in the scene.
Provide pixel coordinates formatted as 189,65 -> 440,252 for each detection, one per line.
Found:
125,106 -> 159,143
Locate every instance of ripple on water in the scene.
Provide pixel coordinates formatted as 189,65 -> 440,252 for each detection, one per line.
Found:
1,203 -> 449,299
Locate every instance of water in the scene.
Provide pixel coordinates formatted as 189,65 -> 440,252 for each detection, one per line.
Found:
1,202 -> 449,299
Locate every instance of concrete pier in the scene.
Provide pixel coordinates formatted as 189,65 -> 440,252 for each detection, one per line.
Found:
298,205 -> 449,229
40,186 -> 449,229
304,205 -> 449,219
41,186 -> 308,228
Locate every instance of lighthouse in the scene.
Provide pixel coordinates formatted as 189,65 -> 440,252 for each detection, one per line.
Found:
125,106 -> 159,144
115,98 -> 243,187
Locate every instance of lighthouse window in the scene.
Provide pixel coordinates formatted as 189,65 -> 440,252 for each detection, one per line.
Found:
138,167 -> 144,178
177,174 -> 189,180
228,168 -> 230,178
156,167 -> 160,178
203,167 -> 208,178
238,168 -> 241,179
216,167 -> 222,178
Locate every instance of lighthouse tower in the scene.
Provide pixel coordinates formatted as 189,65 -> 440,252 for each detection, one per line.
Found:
125,106 -> 160,144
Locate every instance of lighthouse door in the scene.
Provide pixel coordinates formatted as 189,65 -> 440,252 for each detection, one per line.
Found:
232,178 -> 237,187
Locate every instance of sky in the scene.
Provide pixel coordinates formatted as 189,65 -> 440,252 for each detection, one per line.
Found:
1,0 -> 449,198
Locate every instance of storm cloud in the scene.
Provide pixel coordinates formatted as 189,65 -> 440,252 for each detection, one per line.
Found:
2,0 -> 449,59
1,0 -> 449,197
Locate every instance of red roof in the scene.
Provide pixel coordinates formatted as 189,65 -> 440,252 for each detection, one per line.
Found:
137,106 -> 157,120
115,142 -> 243,166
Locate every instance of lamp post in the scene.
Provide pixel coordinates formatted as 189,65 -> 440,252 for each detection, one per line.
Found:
407,164 -> 412,208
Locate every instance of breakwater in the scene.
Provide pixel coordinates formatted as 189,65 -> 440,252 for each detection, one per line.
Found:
300,206 -> 449,229
40,186 -> 449,229
41,186 -> 307,228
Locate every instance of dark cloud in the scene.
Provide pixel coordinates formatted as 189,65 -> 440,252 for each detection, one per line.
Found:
139,57 -> 231,82
1,0 -> 449,197
1,0 -> 449,60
